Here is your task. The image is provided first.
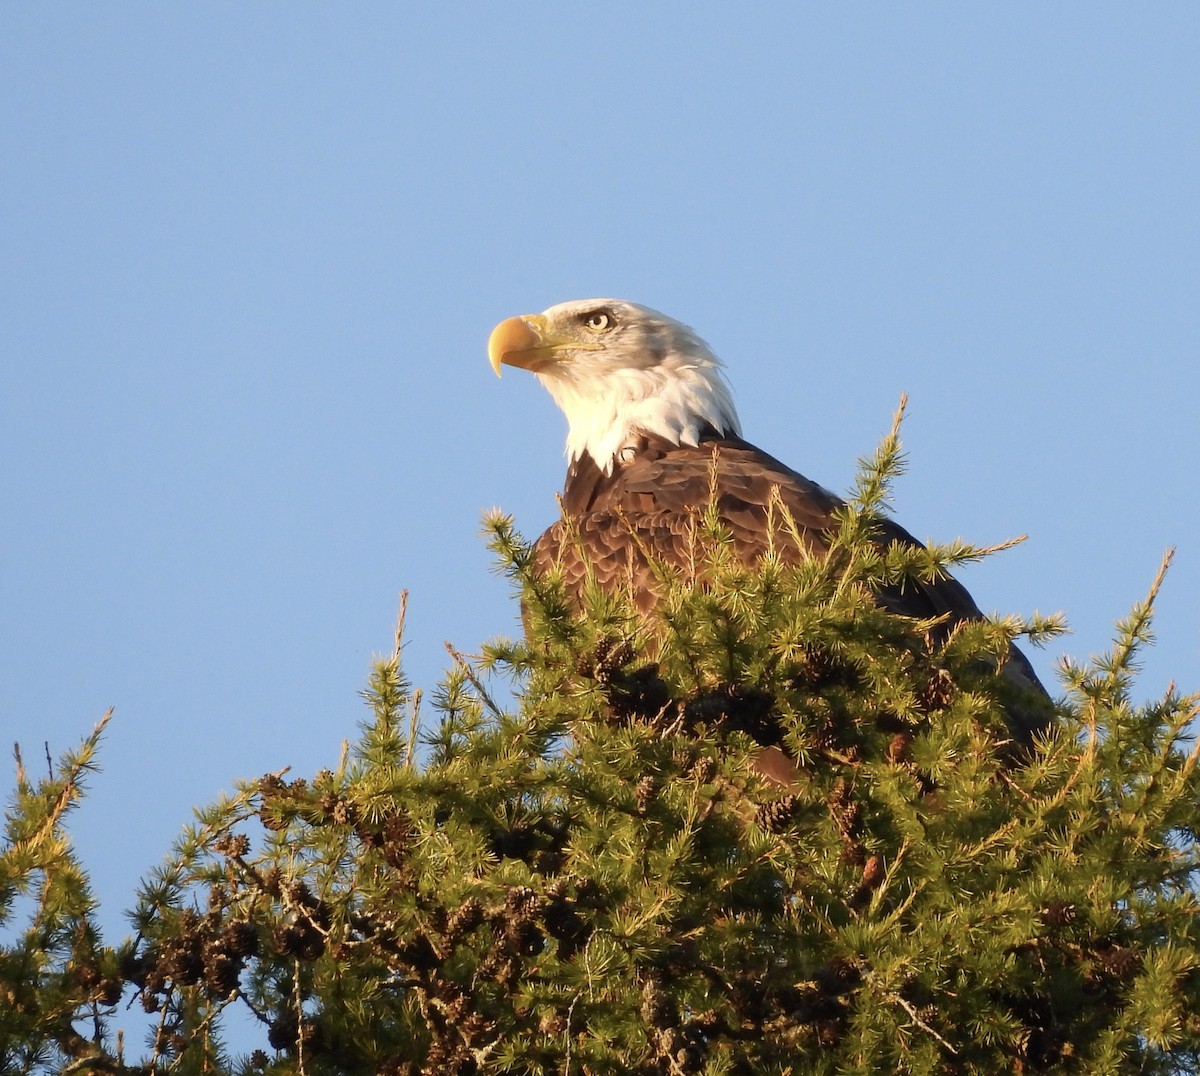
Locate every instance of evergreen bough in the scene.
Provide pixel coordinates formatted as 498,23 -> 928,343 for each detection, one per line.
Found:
2,423 -> 1198,1074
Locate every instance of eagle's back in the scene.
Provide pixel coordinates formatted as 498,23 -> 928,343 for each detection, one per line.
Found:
537,432 -> 958,616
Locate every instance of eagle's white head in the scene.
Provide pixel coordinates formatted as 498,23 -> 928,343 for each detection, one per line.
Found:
488,298 -> 741,472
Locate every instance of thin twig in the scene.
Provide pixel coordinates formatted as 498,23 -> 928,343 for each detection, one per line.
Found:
294,958 -> 308,1076
407,688 -> 422,768
893,990 -> 959,1056
394,590 -> 408,661
564,992 -> 580,1075
12,742 -> 26,790
445,642 -> 505,719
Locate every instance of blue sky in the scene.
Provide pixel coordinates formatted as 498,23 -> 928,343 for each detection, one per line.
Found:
3,6 -> 1198,951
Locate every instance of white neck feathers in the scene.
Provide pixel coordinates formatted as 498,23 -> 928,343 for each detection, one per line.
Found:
539,362 -> 741,472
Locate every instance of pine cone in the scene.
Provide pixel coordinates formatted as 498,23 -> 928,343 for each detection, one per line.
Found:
815,956 -> 863,996
213,832 -> 251,858
860,855 -> 884,891
885,732 -> 912,764
1039,901 -> 1078,931
1097,946 -> 1143,982
446,898 -> 485,942
267,1014 -> 298,1051
756,796 -> 800,834
221,920 -> 259,959
505,885 -> 541,919
919,667 -> 956,712
96,977 -> 123,1007
585,636 -> 634,682
271,920 -> 325,962
202,942 -> 240,996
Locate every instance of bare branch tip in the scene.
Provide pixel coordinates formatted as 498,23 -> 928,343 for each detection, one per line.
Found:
1146,549 -> 1175,606
394,590 -> 409,660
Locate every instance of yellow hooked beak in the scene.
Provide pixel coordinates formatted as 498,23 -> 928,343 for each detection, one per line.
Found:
487,313 -> 603,377
488,314 -> 553,377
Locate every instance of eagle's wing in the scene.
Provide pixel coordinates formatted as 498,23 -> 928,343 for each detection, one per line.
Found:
534,436 -> 1050,746
536,437 -> 969,616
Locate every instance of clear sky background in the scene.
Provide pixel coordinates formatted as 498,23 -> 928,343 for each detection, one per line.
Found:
3,6 -> 1198,952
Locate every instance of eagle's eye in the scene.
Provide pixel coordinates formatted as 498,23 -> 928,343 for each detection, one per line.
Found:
581,310 -> 613,333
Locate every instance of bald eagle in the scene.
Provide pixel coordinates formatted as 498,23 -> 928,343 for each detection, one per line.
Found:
488,299 -> 1050,758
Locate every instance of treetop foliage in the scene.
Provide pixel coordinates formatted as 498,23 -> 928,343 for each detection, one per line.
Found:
2,419 -> 1198,1074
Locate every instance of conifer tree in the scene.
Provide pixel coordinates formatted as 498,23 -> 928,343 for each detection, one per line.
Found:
3,425 -> 1199,1073
0,710 -> 137,1073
